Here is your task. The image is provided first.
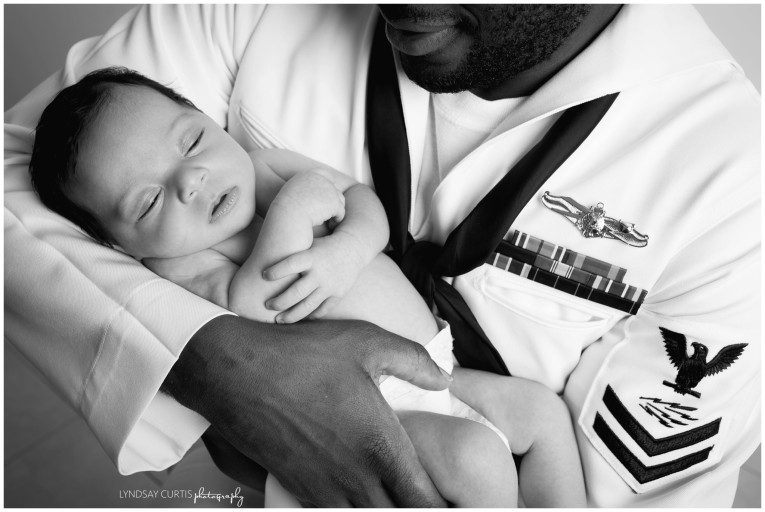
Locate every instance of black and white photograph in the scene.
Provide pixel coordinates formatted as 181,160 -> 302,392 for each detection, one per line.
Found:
4,3 -> 761,508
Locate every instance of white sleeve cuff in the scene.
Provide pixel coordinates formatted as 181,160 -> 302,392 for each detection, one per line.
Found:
74,277 -> 235,474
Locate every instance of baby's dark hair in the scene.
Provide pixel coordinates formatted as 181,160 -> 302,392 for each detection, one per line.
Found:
29,66 -> 198,247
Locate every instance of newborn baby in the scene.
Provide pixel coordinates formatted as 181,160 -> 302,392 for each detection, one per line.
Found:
30,67 -> 586,507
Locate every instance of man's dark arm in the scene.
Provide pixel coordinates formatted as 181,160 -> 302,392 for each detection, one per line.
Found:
200,427 -> 269,492
162,314 -> 450,507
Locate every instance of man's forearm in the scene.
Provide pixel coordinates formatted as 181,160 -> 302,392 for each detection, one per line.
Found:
161,315 -> 255,415
160,316 -> 219,414
162,315 -> 270,492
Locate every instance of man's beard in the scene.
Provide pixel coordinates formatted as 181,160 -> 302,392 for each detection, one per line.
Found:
400,5 -> 592,94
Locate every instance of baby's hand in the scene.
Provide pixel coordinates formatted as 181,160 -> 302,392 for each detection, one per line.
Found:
273,170 -> 346,228
262,231 -> 366,323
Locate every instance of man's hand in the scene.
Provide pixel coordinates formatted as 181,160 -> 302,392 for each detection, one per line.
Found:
163,315 -> 451,507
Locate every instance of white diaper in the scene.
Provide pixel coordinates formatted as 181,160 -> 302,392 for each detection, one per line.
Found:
264,325 -> 510,508
380,324 -> 510,450
377,324 -> 455,414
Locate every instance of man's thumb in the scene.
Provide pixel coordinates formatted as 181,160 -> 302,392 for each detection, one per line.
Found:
369,335 -> 452,391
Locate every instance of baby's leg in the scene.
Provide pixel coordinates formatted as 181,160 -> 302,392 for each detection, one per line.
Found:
397,410 -> 517,507
450,368 -> 587,507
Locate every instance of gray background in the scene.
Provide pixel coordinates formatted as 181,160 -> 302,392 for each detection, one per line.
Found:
4,4 -> 762,107
3,3 -> 761,508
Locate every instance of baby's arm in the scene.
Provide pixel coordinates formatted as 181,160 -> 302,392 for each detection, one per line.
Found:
229,149 -> 389,323
251,149 -> 388,266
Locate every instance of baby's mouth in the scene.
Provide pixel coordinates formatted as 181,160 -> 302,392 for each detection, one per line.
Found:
210,187 -> 239,222
213,194 -> 227,214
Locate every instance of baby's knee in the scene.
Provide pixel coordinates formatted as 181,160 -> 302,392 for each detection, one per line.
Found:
521,381 -> 572,437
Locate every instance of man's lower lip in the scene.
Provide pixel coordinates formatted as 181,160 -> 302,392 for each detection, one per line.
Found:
385,24 -> 459,57
211,187 -> 239,223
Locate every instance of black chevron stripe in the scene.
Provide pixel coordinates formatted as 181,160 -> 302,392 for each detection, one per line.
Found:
603,385 -> 720,456
593,413 -> 713,484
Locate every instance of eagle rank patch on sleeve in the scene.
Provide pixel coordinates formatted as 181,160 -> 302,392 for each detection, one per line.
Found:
578,323 -> 749,494
658,327 -> 747,399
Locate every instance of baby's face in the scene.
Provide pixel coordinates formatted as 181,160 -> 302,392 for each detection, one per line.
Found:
69,85 -> 257,259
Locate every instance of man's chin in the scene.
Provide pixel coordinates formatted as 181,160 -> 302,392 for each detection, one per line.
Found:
399,55 -> 473,94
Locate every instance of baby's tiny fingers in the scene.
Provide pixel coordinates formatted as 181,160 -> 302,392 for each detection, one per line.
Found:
263,251 -> 313,281
266,277 -> 317,311
276,289 -> 325,324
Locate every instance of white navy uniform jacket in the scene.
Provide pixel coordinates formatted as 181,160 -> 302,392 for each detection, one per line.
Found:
4,4 -> 760,506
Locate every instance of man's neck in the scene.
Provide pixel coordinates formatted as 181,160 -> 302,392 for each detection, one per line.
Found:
471,5 -> 623,100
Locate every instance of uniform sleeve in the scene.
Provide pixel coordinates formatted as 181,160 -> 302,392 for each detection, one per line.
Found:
569,82 -> 761,506
4,4 -> 266,474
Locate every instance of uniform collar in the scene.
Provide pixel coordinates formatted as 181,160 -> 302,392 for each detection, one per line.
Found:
500,4 -> 737,130
397,4 -> 738,138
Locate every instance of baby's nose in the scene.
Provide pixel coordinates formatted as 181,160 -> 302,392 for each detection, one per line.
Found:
177,167 -> 208,203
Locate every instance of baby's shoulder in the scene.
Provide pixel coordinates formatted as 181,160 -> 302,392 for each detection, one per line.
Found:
144,249 -> 232,278
144,249 -> 238,308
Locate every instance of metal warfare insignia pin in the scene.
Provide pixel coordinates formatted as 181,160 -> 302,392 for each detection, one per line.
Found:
659,327 -> 748,399
541,191 -> 649,247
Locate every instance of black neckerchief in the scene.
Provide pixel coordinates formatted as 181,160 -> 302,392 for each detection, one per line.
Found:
366,19 -> 618,375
